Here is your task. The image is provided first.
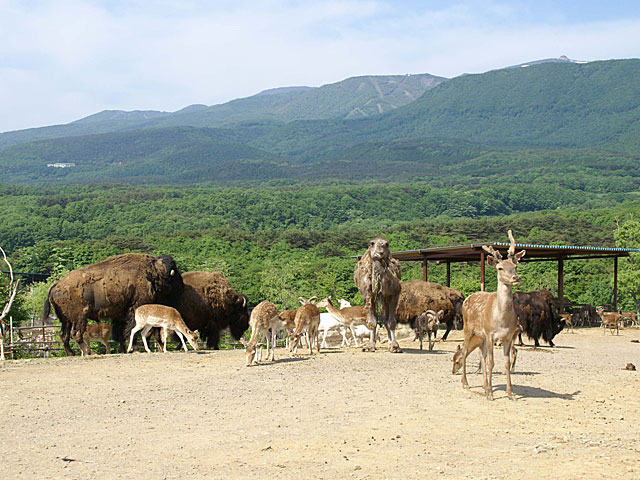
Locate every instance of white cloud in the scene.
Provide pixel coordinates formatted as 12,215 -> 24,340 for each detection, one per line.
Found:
0,0 -> 639,132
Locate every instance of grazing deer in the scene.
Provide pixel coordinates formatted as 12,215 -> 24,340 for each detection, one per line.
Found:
128,304 -> 199,353
74,323 -> 112,355
459,230 -> 525,400
242,301 -> 282,366
289,298 -> 321,355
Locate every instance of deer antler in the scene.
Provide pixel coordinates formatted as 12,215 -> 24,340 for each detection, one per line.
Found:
482,244 -> 502,260
507,229 -> 516,259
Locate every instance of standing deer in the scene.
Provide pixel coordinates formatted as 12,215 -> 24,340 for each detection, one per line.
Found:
77,323 -> 112,355
459,230 -> 525,400
127,304 -> 199,353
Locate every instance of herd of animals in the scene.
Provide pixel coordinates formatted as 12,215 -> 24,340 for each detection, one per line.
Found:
22,230 -> 634,400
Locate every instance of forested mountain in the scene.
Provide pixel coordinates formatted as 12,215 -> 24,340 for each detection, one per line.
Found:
0,73 -> 445,150
1,58 -> 639,185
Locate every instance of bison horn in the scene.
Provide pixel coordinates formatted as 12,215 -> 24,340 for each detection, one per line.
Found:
240,295 -> 247,308
170,269 -> 175,276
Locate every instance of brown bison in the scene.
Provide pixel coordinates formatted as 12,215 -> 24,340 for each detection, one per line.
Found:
177,271 -> 249,349
396,280 -> 464,341
513,290 -> 564,347
42,253 -> 183,355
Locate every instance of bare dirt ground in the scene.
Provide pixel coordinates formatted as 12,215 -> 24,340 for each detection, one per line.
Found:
1,326 -> 639,480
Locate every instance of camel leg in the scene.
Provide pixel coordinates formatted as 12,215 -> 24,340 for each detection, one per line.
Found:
384,298 -> 402,353
363,324 -> 376,352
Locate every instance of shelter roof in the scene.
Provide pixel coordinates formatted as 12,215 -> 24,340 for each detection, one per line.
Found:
386,243 -> 640,263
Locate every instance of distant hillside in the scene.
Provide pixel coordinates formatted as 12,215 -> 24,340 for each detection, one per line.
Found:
2,59 -> 640,186
0,73 -> 446,149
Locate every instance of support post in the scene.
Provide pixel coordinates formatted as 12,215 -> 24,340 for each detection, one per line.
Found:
446,261 -> 451,288
613,256 -> 618,311
422,258 -> 428,282
558,257 -> 564,314
480,252 -> 485,292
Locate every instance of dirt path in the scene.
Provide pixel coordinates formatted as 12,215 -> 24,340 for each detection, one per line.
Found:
1,327 -> 639,479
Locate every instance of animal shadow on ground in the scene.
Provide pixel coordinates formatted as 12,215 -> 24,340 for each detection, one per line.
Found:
253,357 -> 309,366
401,348 -> 448,355
497,384 -> 580,400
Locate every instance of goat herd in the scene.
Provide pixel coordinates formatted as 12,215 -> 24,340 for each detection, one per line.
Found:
26,230 -> 632,401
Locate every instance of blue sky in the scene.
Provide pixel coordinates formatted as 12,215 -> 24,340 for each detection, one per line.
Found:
1,0 -> 639,132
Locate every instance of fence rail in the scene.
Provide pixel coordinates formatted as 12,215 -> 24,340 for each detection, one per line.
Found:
2,317 -> 246,359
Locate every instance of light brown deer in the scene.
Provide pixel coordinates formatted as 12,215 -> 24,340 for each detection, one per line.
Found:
289,298 -> 320,355
242,301 -> 282,366
316,296 -> 368,347
459,230 -> 525,400
76,323 -> 112,355
128,304 -> 199,353
596,306 -> 620,335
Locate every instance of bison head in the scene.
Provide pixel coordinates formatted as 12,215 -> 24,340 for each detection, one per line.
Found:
229,294 -> 250,340
152,255 -> 184,306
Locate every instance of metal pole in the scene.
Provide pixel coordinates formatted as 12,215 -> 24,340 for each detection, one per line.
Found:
480,252 -> 485,292
422,258 -> 428,282
558,257 -> 564,314
613,256 -> 618,311
446,262 -> 451,287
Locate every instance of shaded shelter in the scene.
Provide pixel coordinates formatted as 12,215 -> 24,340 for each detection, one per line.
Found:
365,243 -> 639,313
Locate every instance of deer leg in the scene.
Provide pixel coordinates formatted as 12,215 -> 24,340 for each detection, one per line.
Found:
349,324 -> 359,348
128,324 -> 143,352
485,335 -> 495,400
162,327 -> 169,353
175,330 -> 188,351
321,327 -> 329,349
270,329 -> 277,361
504,341 -> 516,399
140,325 -> 154,353
1,335 -> 4,361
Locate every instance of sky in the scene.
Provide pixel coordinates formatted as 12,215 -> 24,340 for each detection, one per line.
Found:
1,0 -> 640,133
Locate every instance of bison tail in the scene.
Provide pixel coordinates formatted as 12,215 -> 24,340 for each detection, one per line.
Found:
40,282 -> 56,324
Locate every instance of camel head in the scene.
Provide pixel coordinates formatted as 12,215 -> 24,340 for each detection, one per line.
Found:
368,237 -> 392,263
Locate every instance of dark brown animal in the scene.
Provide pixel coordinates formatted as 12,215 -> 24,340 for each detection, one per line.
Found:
42,253 -> 183,355
177,271 -> 249,349
513,290 -> 564,347
396,280 -> 464,341
354,237 -> 402,352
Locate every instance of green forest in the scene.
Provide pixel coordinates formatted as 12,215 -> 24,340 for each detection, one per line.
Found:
2,182 -> 640,330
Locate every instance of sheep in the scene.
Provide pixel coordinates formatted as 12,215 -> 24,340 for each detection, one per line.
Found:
414,309 -> 443,351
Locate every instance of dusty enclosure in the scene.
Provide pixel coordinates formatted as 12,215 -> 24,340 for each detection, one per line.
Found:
1,327 -> 639,480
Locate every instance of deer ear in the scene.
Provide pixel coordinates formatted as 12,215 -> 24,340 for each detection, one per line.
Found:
456,345 -> 461,351
514,250 -> 526,263
486,255 -> 498,267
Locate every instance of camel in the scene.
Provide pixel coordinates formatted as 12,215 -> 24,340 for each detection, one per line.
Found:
354,237 -> 402,352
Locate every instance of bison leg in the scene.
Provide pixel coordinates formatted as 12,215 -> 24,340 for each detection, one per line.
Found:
207,327 -> 220,350
441,320 -> 454,341
59,319 -> 75,356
